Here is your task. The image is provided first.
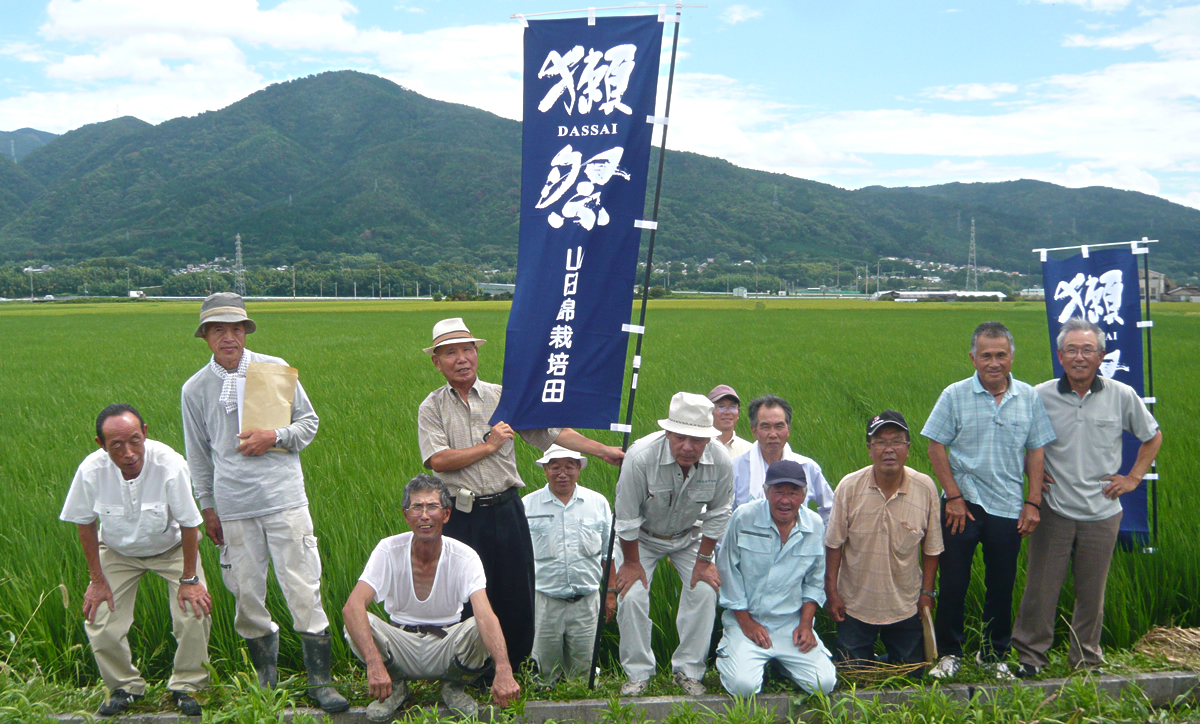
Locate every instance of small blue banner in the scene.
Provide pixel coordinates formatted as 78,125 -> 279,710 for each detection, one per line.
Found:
492,15 -> 663,430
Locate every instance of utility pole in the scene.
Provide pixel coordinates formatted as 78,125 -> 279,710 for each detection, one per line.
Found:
234,234 -> 246,296
966,217 -> 978,292
354,281 -> 357,298
292,266 -> 296,298
378,267 -> 382,298
28,270 -> 33,301
876,259 -> 881,295
126,267 -> 131,295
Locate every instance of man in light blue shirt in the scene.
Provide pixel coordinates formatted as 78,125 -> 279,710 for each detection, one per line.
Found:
715,460 -> 836,697
921,321 -> 1056,679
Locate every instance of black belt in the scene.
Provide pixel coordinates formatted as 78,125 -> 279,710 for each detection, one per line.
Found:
558,593 -> 587,603
457,487 -> 519,507
390,622 -> 448,639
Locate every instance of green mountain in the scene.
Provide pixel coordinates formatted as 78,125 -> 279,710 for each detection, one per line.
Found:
2,70 -> 1198,280
0,127 -> 57,164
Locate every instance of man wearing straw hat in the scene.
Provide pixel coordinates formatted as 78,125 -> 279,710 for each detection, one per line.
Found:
418,317 -> 624,671
611,392 -> 735,696
181,293 -> 348,713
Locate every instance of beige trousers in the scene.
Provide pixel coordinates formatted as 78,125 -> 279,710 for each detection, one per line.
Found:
87,544 -> 211,694
531,591 -> 600,682
344,613 -> 489,680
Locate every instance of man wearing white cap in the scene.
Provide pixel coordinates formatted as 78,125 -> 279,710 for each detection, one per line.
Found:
417,317 -> 624,670
709,385 -> 753,459
181,292 -> 348,713
524,445 -> 615,684
611,392 -> 735,696
732,395 -> 834,525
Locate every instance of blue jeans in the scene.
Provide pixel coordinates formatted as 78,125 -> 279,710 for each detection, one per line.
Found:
835,613 -> 924,665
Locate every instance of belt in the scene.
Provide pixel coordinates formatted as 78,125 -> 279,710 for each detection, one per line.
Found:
390,622 -> 448,639
556,593 -> 588,603
455,487 -> 519,507
640,525 -> 695,541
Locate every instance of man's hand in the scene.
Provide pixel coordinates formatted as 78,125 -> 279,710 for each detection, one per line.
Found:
597,446 -> 625,466
736,612 -> 772,649
236,429 -> 276,456
825,590 -> 847,623
605,591 -> 618,622
177,583 -> 212,619
366,659 -> 393,701
487,422 -> 515,452
83,578 -> 115,624
491,669 -> 521,707
201,508 -> 224,546
919,593 -> 935,614
614,560 -> 648,598
1102,473 -> 1141,500
1017,503 -> 1040,537
793,623 -> 818,653
943,498 -> 975,536
1043,470 -> 1056,486
690,559 -> 720,592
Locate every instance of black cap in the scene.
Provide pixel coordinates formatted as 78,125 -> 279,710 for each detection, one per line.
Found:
764,459 -> 807,487
867,410 -> 909,436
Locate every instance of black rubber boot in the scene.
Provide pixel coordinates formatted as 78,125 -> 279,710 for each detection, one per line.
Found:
301,630 -> 350,713
244,630 -> 279,689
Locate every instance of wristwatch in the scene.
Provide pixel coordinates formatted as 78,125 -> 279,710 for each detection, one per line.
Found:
179,575 -> 201,586
921,589 -> 938,598
697,552 -> 715,563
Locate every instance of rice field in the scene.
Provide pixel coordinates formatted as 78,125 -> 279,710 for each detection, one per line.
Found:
1,297 -> 1197,689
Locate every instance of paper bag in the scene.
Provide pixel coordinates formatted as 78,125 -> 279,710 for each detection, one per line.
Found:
922,606 -> 938,663
242,362 -> 298,452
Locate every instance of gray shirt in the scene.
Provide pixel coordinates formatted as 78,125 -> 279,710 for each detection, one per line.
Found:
182,349 -> 319,521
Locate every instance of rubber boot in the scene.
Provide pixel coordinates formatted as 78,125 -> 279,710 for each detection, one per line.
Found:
300,631 -> 350,713
244,631 -> 279,689
441,655 -> 489,718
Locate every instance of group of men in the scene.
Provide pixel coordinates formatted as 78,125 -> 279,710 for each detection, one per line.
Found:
60,295 -> 1160,719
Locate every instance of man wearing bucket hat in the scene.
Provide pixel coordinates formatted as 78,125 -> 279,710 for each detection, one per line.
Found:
417,317 -> 624,670
709,385 -> 753,459
181,293 -> 348,713
523,445 -> 615,684
611,392 -> 735,696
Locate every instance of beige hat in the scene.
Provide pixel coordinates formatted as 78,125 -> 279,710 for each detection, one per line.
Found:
424,318 -> 488,355
658,392 -> 721,438
194,292 -> 257,338
535,444 -> 588,469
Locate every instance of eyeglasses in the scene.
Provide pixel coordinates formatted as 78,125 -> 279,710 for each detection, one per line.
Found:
868,440 -> 910,451
1061,346 -> 1099,358
405,503 -> 445,515
715,405 -> 739,412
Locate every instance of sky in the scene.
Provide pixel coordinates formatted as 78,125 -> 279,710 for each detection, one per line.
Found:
2,0 -> 1199,209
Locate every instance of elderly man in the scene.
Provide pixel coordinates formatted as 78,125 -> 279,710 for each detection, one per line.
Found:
343,475 -> 519,722
612,392 -> 734,696
732,395 -> 834,524
60,404 -> 212,718
716,460 -> 836,697
709,385 -> 753,459
825,411 -> 942,668
1011,318 -> 1162,677
417,318 -> 622,670
181,293 -> 347,712
524,445 -> 616,684
922,321 -> 1056,679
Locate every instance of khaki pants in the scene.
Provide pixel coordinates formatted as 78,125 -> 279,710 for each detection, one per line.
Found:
532,591 -> 600,682
87,544 -> 211,694
219,505 -> 330,639
344,613 -> 489,680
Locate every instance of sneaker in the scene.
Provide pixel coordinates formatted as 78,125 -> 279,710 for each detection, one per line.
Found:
97,689 -> 144,717
619,679 -> 648,696
441,681 -> 478,718
1015,663 -> 1041,679
171,691 -> 202,717
975,652 -> 1016,681
928,655 -> 960,680
366,680 -> 409,723
673,671 -> 706,696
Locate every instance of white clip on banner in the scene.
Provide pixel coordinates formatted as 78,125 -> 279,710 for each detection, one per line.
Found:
610,423 -> 632,433
1143,396 -> 1157,404
622,324 -> 646,334
631,373 -> 639,389
515,14 -> 528,27
1144,473 -> 1160,481
632,355 -> 642,368
1039,249 -> 1048,262
646,115 -> 669,125
634,220 -> 658,230
588,7 -> 596,24
1081,245 -> 1090,258
1137,321 -> 1154,328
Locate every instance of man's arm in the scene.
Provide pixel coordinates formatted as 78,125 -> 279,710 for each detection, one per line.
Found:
343,581 -> 393,702
468,589 -> 521,707
177,527 -> 212,619
77,522 -> 114,624
427,421 -> 513,473
824,546 -> 846,622
181,389 -> 216,512
552,428 -> 624,466
1017,447 -> 1044,537
919,552 -> 939,613
688,536 -> 721,592
1103,430 -> 1163,499
613,538 -> 647,597
927,441 -> 973,535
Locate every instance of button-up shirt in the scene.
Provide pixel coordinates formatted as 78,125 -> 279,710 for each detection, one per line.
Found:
417,378 -> 560,497
921,373 -> 1057,519
732,442 -> 835,524
524,484 -> 612,598
614,431 -> 734,542
717,499 -> 825,631
721,434 -> 753,460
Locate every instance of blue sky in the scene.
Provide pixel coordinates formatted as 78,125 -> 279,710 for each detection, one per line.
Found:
2,0 -> 1199,208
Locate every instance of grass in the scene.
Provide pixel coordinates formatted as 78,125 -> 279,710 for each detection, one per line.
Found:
0,298 -> 1197,716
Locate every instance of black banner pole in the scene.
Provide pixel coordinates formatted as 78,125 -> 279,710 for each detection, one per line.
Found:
588,2 -> 684,691
1140,246 -> 1158,547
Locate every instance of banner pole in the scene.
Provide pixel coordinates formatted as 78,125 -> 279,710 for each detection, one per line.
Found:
1140,247 -> 1158,546
589,2 -> 684,691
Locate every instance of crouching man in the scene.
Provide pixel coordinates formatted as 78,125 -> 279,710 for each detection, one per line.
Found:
715,460 -> 836,697
343,475 -> 520,722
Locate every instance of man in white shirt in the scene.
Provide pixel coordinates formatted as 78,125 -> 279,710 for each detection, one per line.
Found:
343,475 -> 520,722
732,395 -> 834,524
709,385 -> 753,459
524,446 -> 615,684
60,404 -> 212,718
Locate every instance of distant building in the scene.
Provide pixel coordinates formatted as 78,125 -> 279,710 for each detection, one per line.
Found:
1020,288 -> 1045,300
732,287 -> 748,298
1137,269 -> 1168,302
476,282 -> 515,296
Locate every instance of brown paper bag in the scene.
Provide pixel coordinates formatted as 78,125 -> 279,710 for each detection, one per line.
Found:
242,362 -> 298,452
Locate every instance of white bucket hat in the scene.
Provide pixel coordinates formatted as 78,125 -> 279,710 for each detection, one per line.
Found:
658,392 -> 720,438
535,444 -> 588,469
424,317 -> 488,355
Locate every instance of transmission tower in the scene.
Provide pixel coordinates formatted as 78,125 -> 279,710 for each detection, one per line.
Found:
234,234 -> 246,296
966,217 -> 978,292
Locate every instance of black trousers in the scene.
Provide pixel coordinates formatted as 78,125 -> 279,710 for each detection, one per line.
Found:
836,613 -> 924,666
934,500 -> 1022,661
442,490 -> 536,671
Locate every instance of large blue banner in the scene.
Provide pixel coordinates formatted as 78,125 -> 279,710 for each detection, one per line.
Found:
1041,248 -> 1149,539
492,15 -> 663,430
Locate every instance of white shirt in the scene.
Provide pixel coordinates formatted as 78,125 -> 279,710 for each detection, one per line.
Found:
525,484 -> 612,599
732,442 -> 835,524
60,440 -> 204,559
721,434 -> 754,460
359,533 -> 487,627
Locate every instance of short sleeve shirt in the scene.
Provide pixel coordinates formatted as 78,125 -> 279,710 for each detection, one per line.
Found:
358,533 -> 487,627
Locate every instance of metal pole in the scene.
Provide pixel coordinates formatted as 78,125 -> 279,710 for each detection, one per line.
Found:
1141,248 -> 1157,546
589,3 -> 684,691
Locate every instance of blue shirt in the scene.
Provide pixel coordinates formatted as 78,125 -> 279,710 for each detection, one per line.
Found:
524,484 -> 612,598
921,373 -> 1057,519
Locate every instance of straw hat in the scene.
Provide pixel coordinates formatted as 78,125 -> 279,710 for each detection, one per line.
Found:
194,292 -> 257,338
424,318 -> 488,354
658,392 -> 721,438
535,444 -> 588,469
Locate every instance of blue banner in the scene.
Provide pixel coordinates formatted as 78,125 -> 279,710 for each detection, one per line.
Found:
1041,248 -> 1149,539
492,15 -> 664,430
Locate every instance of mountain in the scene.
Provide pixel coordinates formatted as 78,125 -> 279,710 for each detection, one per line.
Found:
0,127 -> 57,163
1,70 -> 1198,279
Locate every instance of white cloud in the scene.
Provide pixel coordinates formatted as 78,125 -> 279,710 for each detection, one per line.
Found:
720,5 -> 763,25
1033,0 -> 1131,12
924,82 -> 1019,101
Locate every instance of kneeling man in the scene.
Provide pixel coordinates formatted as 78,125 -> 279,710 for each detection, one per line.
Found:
716,460 -> 836,697
343,475 -> 520,722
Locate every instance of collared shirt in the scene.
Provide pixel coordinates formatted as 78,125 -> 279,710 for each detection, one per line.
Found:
1036,375 -> 1159,522
731,442 -> 835,524
60,440 -> 204,558
921,372 -> 1057,518
717,499 -> 825,631
824,465 -> 944,626
614,431 -> 734,542
721,434 -> 753,460
525,484 -> 612,598
417,379 -> 560,497
182,350 -> 319,521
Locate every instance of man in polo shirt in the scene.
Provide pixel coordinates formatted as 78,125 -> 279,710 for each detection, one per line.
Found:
612,392 -> 735,696
524,445 -> 615,684
709,385 -> 753,459
922,321 -> 1056,679
417,317 -> 623,670
60,404 -> 211,718
1011,317 -> 1161,677
824,411 -> 942,668
732,395 -> 834,524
